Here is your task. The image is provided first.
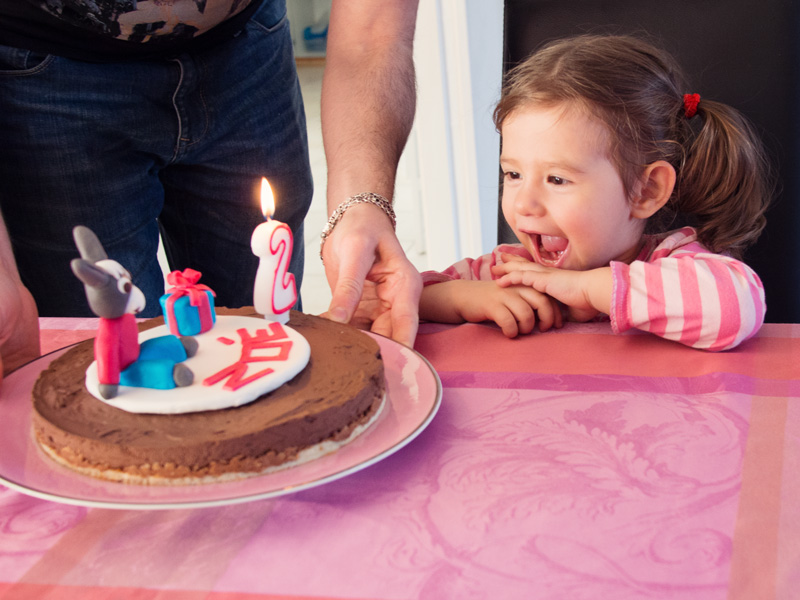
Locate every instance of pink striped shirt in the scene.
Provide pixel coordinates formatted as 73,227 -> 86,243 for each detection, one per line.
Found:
421,228 -> 765,351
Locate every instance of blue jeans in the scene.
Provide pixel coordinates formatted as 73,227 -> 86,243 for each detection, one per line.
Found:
0,0 -> 312,317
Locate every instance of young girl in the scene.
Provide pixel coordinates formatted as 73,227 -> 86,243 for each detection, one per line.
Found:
419,34 -> 772,351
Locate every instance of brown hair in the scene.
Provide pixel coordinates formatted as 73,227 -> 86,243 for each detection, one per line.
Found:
493,34 -> 773,258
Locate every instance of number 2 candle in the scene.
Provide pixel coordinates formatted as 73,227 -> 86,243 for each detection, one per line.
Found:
251,178 -> 297,324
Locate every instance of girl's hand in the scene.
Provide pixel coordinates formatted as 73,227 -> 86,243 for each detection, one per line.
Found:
492,256 -> 613,321
419,279 -> 562,338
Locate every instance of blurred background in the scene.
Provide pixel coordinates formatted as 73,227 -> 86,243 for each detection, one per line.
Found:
288,0 -> 798,322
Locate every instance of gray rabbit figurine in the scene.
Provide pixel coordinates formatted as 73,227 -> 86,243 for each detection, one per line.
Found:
70,225 -> 197,399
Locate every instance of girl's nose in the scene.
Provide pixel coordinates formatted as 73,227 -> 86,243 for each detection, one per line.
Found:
514,182 -> 546,217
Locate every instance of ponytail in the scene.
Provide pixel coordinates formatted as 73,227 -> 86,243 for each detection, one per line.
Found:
671,99 -> 773,258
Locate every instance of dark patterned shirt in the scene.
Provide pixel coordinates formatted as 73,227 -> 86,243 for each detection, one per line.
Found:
0,0 -> 264,60
36,0 -> 254,43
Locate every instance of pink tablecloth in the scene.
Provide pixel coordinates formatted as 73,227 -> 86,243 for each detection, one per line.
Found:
1,318 -> 798,600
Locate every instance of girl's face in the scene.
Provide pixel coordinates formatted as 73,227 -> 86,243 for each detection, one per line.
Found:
500,104 -> 646,271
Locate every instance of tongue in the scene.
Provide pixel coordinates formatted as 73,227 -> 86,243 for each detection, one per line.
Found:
541,235 -> 568,253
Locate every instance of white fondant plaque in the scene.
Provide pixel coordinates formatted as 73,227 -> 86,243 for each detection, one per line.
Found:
85,316 -> 311,414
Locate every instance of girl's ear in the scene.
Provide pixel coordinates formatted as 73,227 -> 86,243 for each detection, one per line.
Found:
630,160 -> 676,219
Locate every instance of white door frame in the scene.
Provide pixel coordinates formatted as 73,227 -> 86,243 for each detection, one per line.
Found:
411,0 -> 504,270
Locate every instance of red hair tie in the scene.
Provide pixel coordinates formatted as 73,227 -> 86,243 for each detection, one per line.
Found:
683,93 -> 701,119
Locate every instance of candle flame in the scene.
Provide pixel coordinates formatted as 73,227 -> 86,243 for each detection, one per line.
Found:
260,177 -> 275,218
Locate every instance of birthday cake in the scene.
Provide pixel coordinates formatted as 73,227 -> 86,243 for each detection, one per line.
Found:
29,225 -> 385,484
32,309 -> 386,484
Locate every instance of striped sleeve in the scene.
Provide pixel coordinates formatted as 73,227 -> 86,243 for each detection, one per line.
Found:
609,230 -> 765,351
420,244 -> 533,286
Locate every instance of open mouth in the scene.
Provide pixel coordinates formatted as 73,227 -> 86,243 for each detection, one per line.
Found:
533,234 -> 568,267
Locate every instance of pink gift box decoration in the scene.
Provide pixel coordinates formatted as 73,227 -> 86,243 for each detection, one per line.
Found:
159,268 -> 216,336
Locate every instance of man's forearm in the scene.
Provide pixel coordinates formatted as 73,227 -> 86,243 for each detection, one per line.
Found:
322,0 -> 419,209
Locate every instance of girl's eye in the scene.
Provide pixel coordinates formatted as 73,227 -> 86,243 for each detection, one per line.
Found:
547,175 -> 567,185
504,171 -> 521,180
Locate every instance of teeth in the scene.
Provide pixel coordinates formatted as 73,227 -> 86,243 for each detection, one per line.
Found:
540,249 -> 563,262
536,235 -> 565,264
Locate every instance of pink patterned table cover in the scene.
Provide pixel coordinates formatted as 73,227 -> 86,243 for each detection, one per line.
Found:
0,318 -> 798,600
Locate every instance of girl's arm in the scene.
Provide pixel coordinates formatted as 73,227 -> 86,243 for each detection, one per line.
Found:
420,244 -> 533,286
420,246 -> 561,336
494,250 -> 765,351
420,280 -> 562,337
609,251 -> 765,351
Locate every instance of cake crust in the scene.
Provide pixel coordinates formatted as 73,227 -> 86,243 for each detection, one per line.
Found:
32,310 -> 385,483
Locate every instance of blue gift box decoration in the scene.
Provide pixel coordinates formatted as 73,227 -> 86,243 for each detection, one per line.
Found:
159,269 -> 217,336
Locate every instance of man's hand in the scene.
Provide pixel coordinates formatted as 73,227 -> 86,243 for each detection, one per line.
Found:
320,0 -> 420,345
0,211 -> 40,387
0,278 -> 39,385
322,203 -> 421,347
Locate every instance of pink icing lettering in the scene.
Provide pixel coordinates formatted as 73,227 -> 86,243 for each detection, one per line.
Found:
203,323 -> 293,391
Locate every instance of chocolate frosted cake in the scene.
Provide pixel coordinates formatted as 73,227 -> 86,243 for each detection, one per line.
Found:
32,310 -> 385,484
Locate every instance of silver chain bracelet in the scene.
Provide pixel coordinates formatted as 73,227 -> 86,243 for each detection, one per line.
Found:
319,192 -> 396,262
